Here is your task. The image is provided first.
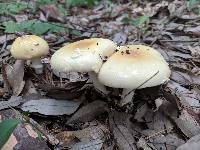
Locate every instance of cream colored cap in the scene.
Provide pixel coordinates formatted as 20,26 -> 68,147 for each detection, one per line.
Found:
10,35 -> 49,60
50,38 -> 117,73
98,45 -> 171,89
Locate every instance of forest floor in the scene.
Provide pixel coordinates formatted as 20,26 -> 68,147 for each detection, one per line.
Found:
0,0 -> 200,150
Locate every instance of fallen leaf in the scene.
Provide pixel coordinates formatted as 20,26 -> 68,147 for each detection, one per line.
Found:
40,4 -> 63,22
0,96 -> 23,111
0,34 -> 15,45
165,81 -> 200,113
113,32 -> 127,45
12,60 -> 25,96
188,45 -> 200,58
151,133 -> 185,150
22,80 -> 40,100
2,63 -> 12,93
56,131 -> 76,147
70,139 -> 103,150
73,124 -> 109,141
67,100 -> 108,124
173,109 -> 200,138
21,99 -> 81,116
134,103 -> 148,121
46,88 -> 83,100
184,26 -> 200,37
0,88 -> 4,97
136,137 -> 152,150
109,111 -> 137,150
177,134 -> 200,150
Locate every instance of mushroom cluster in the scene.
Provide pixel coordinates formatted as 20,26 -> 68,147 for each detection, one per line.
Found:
10,35 -> 171,105
50,38 -> 171,105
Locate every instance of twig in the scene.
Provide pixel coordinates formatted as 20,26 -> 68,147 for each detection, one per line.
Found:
145,127 -> 174,140
159,39 -> 199,42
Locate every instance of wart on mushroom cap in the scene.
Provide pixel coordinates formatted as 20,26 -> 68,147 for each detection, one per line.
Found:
98,45 -> 171,89
10,35 -> 49,74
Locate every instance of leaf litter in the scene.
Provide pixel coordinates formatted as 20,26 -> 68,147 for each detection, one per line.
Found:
1,0 -> 200,149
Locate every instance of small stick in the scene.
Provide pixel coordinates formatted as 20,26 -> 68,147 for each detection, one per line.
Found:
145,127 -> 173,140
159,39 -> 199,42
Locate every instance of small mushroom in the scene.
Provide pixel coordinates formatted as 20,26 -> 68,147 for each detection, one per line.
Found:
98,45 -> 171,105
50,38 -> 117,94
10,35 -> 49,74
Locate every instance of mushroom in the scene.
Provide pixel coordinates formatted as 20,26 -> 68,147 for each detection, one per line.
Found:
98,45 -> 171,105
10,35 -> 49,74
50,38 -> 117,93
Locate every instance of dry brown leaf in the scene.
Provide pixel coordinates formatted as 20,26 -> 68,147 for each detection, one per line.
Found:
40,4 -> 63,22
165,81 -> 200,113
12,60 -> 25,96
21,98 -> 81,116
188,45 -> 200,57
177,134 -> 200,150
136,137 -> 152,150
0,88 -> 4,97
0,96 -> 23,110
109,111 -> 137,150
174,109 -> 200,138
184,26 -> 200,37
113,32 -> 127,45
134,103 -> 148,121
0,34 -> 15,45
72,124 -> 109,141
148,133 -> 185,150
22,80 -> 40,100
67,100 -> 108,124
70,139 -> 103,150
56,131 -> 76,147
171,70 -> 200,85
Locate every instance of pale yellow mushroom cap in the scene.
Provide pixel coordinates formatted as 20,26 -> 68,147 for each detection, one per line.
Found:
10,35 -> 49,60
98,45 -> 171,89
50,38 -> 117,73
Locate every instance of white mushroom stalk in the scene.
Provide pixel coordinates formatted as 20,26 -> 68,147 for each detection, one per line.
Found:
98,45 -> 171,106
88,72 -> 109,94
50,38 -> 117,93
10,35 -> 49,74
30,58 -> 44,74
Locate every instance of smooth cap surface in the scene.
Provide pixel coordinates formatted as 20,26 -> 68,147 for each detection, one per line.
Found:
10,35 -> 49,60
98,45 -> 171,89
50,38 -> 117,73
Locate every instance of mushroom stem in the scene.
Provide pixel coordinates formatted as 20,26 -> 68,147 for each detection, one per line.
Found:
31,58 -> 43,74
88,72 -> 109,95
120,89 -> 135,106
